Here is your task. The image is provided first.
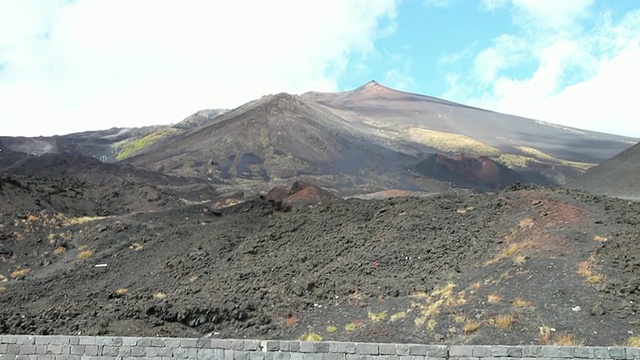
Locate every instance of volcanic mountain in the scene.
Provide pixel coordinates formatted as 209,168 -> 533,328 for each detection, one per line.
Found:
122,81 -> 635,193
567,141 -> 640,200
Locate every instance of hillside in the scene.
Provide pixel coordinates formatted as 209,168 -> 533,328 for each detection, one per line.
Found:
567,142 -> 640,200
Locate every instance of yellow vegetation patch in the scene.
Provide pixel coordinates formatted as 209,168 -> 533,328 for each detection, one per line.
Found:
587,274 -> 605,284
53,247 -> 66,255
554,332 -> 583,346
0,274 -> 7,283
367,310 -> 387,321
390,311 -> 407,322
487,293 -> 502,304
427,319 -> 437,332
407,128 -> 501,156
77,250 -> 94,260
153,292 -> 167,300
512,298 -> 533,308
593,235 -> 608,242
512,255 -> 527,266
325,325 -> 338,333
115,288 -> 128,295
493,314 -> 515,329
463,321 -> 481,334
0,286 -> 5,292
627,336 -> 640,347
299,333 -> 323,341
344,321 -> 362,332
61,215 -> 106,226
516,146 -> 595,171
10,268 -> 31,279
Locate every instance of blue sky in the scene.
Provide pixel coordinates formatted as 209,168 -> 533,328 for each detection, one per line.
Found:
1,0 -> 639,137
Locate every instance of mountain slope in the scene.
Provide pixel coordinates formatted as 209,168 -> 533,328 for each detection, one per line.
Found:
303,81 -> 636,182
567,142 -> 640,200
125,93 -> 435,193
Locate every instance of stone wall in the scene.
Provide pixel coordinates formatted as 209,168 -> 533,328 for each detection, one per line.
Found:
0,335 -> 638,360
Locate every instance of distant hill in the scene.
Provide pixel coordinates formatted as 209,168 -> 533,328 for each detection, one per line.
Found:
567,142 -> 640,200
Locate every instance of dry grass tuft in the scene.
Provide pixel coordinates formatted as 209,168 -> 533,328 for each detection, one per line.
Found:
487,293 -> 502,304
10,268 -> 31,279
390,311 -> 407,322
0,274 -> 8,283
494,314 -> 515,329
502,243 -> 522,257
345,321 -> 363,332
367,310 -> 387,321
77,250 -> 94,260
463,321 -> 481,335
153,292 -> 167,300
427,319 -> 437,332
518,218 -> 535,228
593,235 -> 608,242
539,325 -> 553,345
283,314 -> 299,327
0,286 -> 6,292
587,274 -> 605,284
115,288 -> 128,295
512,297 -> 533,308
469,282 -> 481,291
129,242 -> 144,251
512,255 -> 527,265
53,247 -> 66,255
299,333 -> 323,341
62,215 -> 106,226
627,336 -> 640,347
325,325 -> 338,333
554,332 -> 583,346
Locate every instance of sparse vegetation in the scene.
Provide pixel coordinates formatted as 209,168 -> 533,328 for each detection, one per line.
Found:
77,250 -> 94,260
463,321 -> 481,334
627,336 -> 640,347
53,246 -> 66,255
283,314 -> 298,327
487,293 -> 502,304
427,319 -> 437,331
326,325 -> 338,333
115,288 -> 128,295
344,322 -> 361,332
512,297 -> 533,308
407,128 -> 501,156
469,282 -> 481,291
367,310 -> 387,321
502,243 -> 521,257
0,274 -> 7,283
587,274 -> 605,283
129,242 -> 144,251
593,235 -> 608,242
299,333 -> 323,341
10,268 -> 31,279
153,291 -> 167,300
554,332 -> 583,346
494,314 -> 515,329
62,215 -> 106,226
0,286 -> 6,292
513,254 -> 527,265
389,311 -> 407,322
539,325 -> 553,344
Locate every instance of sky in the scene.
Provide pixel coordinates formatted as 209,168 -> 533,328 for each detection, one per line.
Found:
1,0 -> 639,138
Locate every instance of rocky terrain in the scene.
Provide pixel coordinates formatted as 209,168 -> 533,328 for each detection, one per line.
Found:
0,82 -> 639,347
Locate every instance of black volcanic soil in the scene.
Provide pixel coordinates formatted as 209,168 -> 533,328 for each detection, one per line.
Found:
1,173 -> 639,345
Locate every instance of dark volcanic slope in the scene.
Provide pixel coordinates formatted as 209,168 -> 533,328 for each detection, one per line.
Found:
567,142 -> 640,199
304,81 -> 635,165
1,185 -> 639,346
126,93 -> 432,194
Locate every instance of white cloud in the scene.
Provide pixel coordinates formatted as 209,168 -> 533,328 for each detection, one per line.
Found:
424,0 -> 455,8
0,0 -> 398,136
445,3 -> 640,137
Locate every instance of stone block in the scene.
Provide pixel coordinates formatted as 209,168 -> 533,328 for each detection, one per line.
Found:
409,345 -> 429,356
594,347 -> 611,359
18,346 -> 36,355
212,339 -> 234,349
313,342 -> 330,353
274,352 -> 292,360
610,347 -> 628,359
473,346 -> 492,357
244,340 -> 260,351
300,341 -> 314,353
450,346 -> 473,357
356,343 -> 379,355
379,344 -> 396,355
198,348 -> 216,359
506,347 -> 522,357
330,342 -> 356,354
395,344 -> 410,356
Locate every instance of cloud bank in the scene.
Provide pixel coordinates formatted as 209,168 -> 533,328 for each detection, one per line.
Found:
0,0 -> 398,136
445,0 -> 640,137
